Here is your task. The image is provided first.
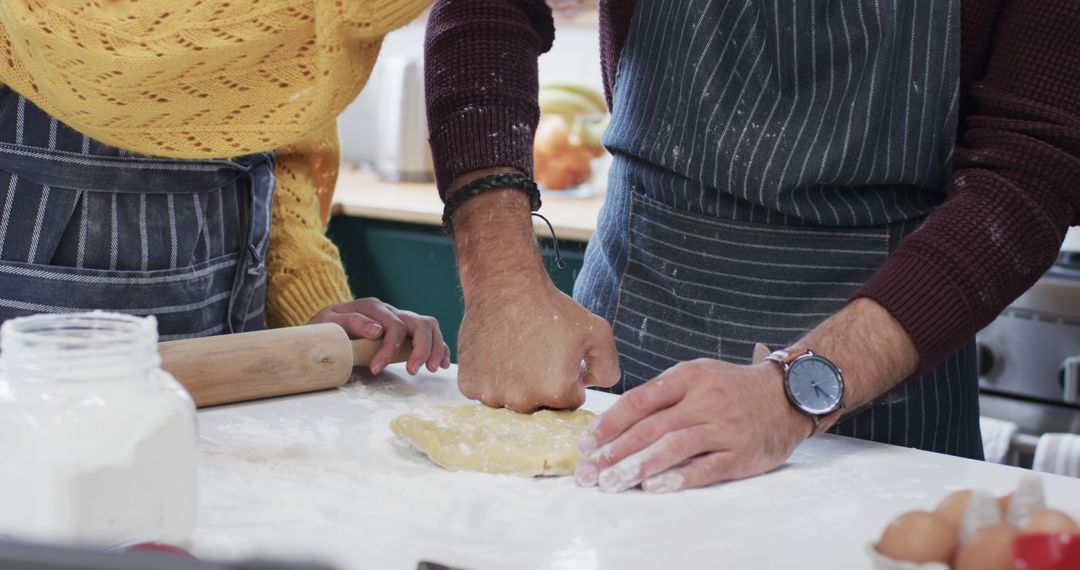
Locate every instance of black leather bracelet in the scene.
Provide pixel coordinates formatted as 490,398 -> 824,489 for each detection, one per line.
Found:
441,173 -> 541,235
441,173 -> 565,269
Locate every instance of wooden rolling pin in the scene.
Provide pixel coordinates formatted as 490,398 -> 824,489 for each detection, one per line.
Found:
158,323 -> 411,408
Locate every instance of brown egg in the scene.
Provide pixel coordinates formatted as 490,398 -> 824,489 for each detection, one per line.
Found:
876,511 -> 957,563
954,523 -> 1017,570
934,490 -> 974,528
1020,509 -> 1080,534
997,493 -> 1013,518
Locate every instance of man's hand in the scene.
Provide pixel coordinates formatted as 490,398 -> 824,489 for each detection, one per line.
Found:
448,170 -> 621,411
308,298 -> 451,376
459,279 -> 620,411
573,360 -> 810,493
573,298 -> 919,492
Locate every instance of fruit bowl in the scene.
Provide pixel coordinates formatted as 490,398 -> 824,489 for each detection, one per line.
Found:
534,83 -> 609,193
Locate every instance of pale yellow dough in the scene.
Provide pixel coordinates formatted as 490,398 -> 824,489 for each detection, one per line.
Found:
390,404 -> 596,476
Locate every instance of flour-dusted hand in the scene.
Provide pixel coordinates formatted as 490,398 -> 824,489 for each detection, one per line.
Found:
447,183 -> 620,413
573,359 -> 811,493
308,298 -> 451,376
457,279 -> 620,412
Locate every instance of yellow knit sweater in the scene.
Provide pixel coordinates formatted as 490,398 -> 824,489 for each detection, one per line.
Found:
0,0 -> 429,327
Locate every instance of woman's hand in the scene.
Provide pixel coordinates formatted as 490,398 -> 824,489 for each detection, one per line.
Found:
308,298 -> 451,375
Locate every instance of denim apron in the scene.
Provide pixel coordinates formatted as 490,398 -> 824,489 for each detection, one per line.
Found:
576,0 -> 982,458
0,88 -> 274,340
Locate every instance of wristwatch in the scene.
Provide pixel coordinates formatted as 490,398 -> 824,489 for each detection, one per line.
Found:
766,348 -> 846,435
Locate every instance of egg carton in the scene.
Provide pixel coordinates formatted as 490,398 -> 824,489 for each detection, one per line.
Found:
869,476 -> 1048,570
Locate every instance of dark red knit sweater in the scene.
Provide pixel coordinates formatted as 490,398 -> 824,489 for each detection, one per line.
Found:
425,0 -> 1080,374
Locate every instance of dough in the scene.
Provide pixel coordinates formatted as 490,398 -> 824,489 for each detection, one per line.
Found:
390,404 -> 596,476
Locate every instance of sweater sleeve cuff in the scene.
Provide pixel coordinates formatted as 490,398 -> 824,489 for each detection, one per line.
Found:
852,250 -> 977,376
428,103 -> 538,197
266,264 -> 354,328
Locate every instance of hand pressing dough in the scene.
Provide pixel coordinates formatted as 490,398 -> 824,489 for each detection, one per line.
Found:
390,404 -> 596,476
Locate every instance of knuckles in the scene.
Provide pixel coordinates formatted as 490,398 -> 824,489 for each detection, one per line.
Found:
633,419 -> 664,447
680,358 -> 722,378
503,395 -> 536,413
458,378 -> 482,400
589,315 -> 615,337
534,381 -> 577,408
659,431 -> 692,459
417,316 -> 439,332
622,387 -> 653,414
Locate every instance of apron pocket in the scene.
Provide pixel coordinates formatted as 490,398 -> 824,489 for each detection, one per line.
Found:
611,191 -> 890,387
0,174 -> 243,272
0,254 -> 240,340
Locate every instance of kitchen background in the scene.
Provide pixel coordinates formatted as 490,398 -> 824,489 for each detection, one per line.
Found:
326,9 -> 1080,476
337,11 -> 603,168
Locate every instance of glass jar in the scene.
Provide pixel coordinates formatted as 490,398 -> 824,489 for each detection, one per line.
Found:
0,312 -> 198,547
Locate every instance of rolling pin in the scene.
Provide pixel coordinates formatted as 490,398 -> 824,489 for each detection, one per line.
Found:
158,323 -> 411,408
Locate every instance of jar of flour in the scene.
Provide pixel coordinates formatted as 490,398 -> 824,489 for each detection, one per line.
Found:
0,312 -> 197,546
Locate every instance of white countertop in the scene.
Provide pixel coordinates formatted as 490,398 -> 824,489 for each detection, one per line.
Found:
192,364 -> 1080,570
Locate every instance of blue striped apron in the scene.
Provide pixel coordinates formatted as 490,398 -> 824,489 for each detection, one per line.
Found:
576,0 -> 982,458
0,88 -> 274,340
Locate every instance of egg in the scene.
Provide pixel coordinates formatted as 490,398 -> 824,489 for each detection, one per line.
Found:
934,490 -> 974,528
954,523 -> 1017,570
876,511 -> 957,564
1020,509 -> 1080,534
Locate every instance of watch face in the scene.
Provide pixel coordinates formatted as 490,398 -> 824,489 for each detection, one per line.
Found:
786,355 -> 843,415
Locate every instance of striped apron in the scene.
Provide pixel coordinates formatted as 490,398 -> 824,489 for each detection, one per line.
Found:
575,0 -> 983,458
0,88 -> 274,340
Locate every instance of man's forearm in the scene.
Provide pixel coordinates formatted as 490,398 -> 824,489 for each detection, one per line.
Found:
447,169 -> 552,308
789,298 -> 920,430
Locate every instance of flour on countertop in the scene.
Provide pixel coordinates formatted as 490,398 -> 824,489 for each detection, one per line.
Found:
192,369 -> 1047,570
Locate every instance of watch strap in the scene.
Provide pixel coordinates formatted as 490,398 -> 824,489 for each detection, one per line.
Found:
765,348 -> 811,368
814,406 -> 845,436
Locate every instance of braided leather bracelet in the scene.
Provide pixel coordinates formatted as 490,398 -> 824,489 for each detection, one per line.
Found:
441,173 -> 565,269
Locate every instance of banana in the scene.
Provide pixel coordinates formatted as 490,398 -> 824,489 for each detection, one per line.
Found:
570,115 -> 609,148
541,82 -> 608,113
538,89 -> 602,116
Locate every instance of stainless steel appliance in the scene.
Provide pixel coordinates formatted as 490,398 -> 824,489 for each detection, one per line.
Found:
978,234 -> 1080,467
374,56 -> 434,183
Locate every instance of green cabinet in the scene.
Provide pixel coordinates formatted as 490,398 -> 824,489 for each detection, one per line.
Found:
326,216 -> 587,361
